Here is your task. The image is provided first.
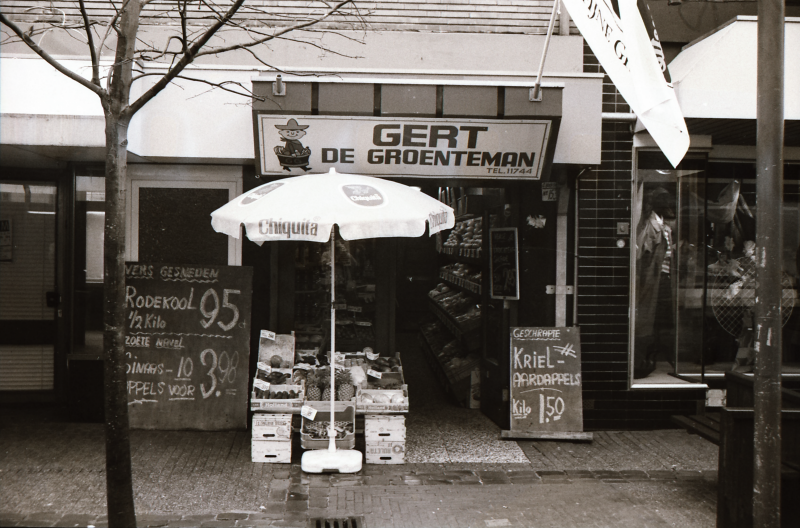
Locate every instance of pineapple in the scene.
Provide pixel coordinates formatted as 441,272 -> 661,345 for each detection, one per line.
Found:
306,369 -> 322,401
319,370 -> 332,402
336,370 -> 354,401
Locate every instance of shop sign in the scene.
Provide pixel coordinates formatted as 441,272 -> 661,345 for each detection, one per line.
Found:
124,263 -> 253,430
256,116 -> 552,179
542,182 -> 558,202
503,327 -> 591,440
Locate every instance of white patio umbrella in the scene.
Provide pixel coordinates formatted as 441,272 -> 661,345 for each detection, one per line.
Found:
211,168 -> 454,472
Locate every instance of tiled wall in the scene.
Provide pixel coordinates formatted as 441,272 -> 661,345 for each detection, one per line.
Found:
578,42 -> 704,430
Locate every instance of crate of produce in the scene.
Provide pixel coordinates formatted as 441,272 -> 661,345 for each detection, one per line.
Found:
251,438 -> 292,463
301,366 -> 358,404
258,331 -> 295,368
356,386 -> 409,414
365,441 -> 405,464
251,380 -> 305,413
300,403 -> 356,450
364,415 -> 406,442
251,413 -> 293,441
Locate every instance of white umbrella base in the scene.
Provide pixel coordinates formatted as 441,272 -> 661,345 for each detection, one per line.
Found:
301,448 -> 363,474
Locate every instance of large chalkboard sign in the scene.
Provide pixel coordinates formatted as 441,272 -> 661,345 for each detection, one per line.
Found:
501,327 -> 592,441
124,263 -> 253,430
489,228 -> 519,300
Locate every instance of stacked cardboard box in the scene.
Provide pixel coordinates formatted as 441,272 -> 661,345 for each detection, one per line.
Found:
251,413 -> 293,463
364,415 -> 406,464
301,401 -> 356,450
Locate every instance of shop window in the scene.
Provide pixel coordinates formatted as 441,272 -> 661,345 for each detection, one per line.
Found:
293,237 -> 378,353
73,176 -> 106,357
138,187 -> 229,265
127,167 -> 242,266
0,181 -> 57,390
632,155 -> 800,383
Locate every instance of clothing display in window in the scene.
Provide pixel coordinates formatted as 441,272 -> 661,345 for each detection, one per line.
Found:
634,188 -> 676,379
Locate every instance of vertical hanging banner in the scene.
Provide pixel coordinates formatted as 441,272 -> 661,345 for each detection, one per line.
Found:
561,0 -> 689,167
501,327 -> 592,440
124,264 -> 253,430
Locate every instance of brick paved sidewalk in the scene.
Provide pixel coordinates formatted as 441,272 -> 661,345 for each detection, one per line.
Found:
1,410 -> 719,528
0,464 -> 718,528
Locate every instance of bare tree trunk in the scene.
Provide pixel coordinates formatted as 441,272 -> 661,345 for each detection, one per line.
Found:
102,3 -> 140,525
103,115 -> 136,528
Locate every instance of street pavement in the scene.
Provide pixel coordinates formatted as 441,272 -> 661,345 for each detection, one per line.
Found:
1,406 -> 718,528
1,334 -> 719,527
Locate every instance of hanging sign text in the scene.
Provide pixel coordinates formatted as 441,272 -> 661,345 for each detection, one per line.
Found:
256,116 -> 552,180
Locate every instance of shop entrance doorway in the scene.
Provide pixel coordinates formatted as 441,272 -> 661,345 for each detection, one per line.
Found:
396,185 -> 509,427
0,180 -> 58,395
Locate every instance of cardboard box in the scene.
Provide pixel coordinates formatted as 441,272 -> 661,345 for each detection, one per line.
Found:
258,332 -> 295,368
364,415 -> 406,442
251,413 -> 293,441
300,403 -> 356,450
251,438 -> 292,463
250,382 -> 305,413
365,441 -> 405,464
469,368 -> 480,409
356,386 -> 409,414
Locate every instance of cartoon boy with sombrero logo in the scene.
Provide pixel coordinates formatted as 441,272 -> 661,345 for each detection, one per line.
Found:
274,118 -> 312,172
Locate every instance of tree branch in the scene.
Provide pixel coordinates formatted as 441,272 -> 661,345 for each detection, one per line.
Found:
78,0 -> 101,86
194,0 -> 355,58
0,12 -> 106,98
97,0 -> 133,56
125,0 -> 248,118
132,72 -> 266,101
179,0 -> 188,53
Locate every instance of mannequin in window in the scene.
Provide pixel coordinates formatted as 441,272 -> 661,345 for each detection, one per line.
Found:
634,187 -> 676,379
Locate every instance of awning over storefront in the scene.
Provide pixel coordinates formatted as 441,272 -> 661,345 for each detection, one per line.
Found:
669,16 -> 800,146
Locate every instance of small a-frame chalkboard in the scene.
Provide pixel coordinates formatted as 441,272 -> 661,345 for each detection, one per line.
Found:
501,327 -> 592,441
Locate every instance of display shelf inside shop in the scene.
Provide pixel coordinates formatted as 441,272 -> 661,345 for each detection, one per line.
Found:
438,246 -> 482,262
427,299 -> 481,348
438,270 -> 481,295
417,327 -> 475,406
418,324 -> 479,385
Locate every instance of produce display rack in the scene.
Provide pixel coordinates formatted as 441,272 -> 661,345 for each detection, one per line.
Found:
438,270 -> 481,295
439,245 -> 482,263
417,328 -> 475,406
428,299 -> 481,346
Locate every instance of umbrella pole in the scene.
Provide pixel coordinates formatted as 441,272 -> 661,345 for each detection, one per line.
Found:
329,234 -> 336,453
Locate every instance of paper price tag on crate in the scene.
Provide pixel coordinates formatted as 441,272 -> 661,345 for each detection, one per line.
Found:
253,379 -> 270,391
256,362 -> 272,374
367,369 -> 383,379
300,405 -> 317,421
260,330 -> 276,341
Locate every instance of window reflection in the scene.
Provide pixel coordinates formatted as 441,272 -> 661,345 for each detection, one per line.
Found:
73,176 -> 105,357
632,158 -> 800,383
